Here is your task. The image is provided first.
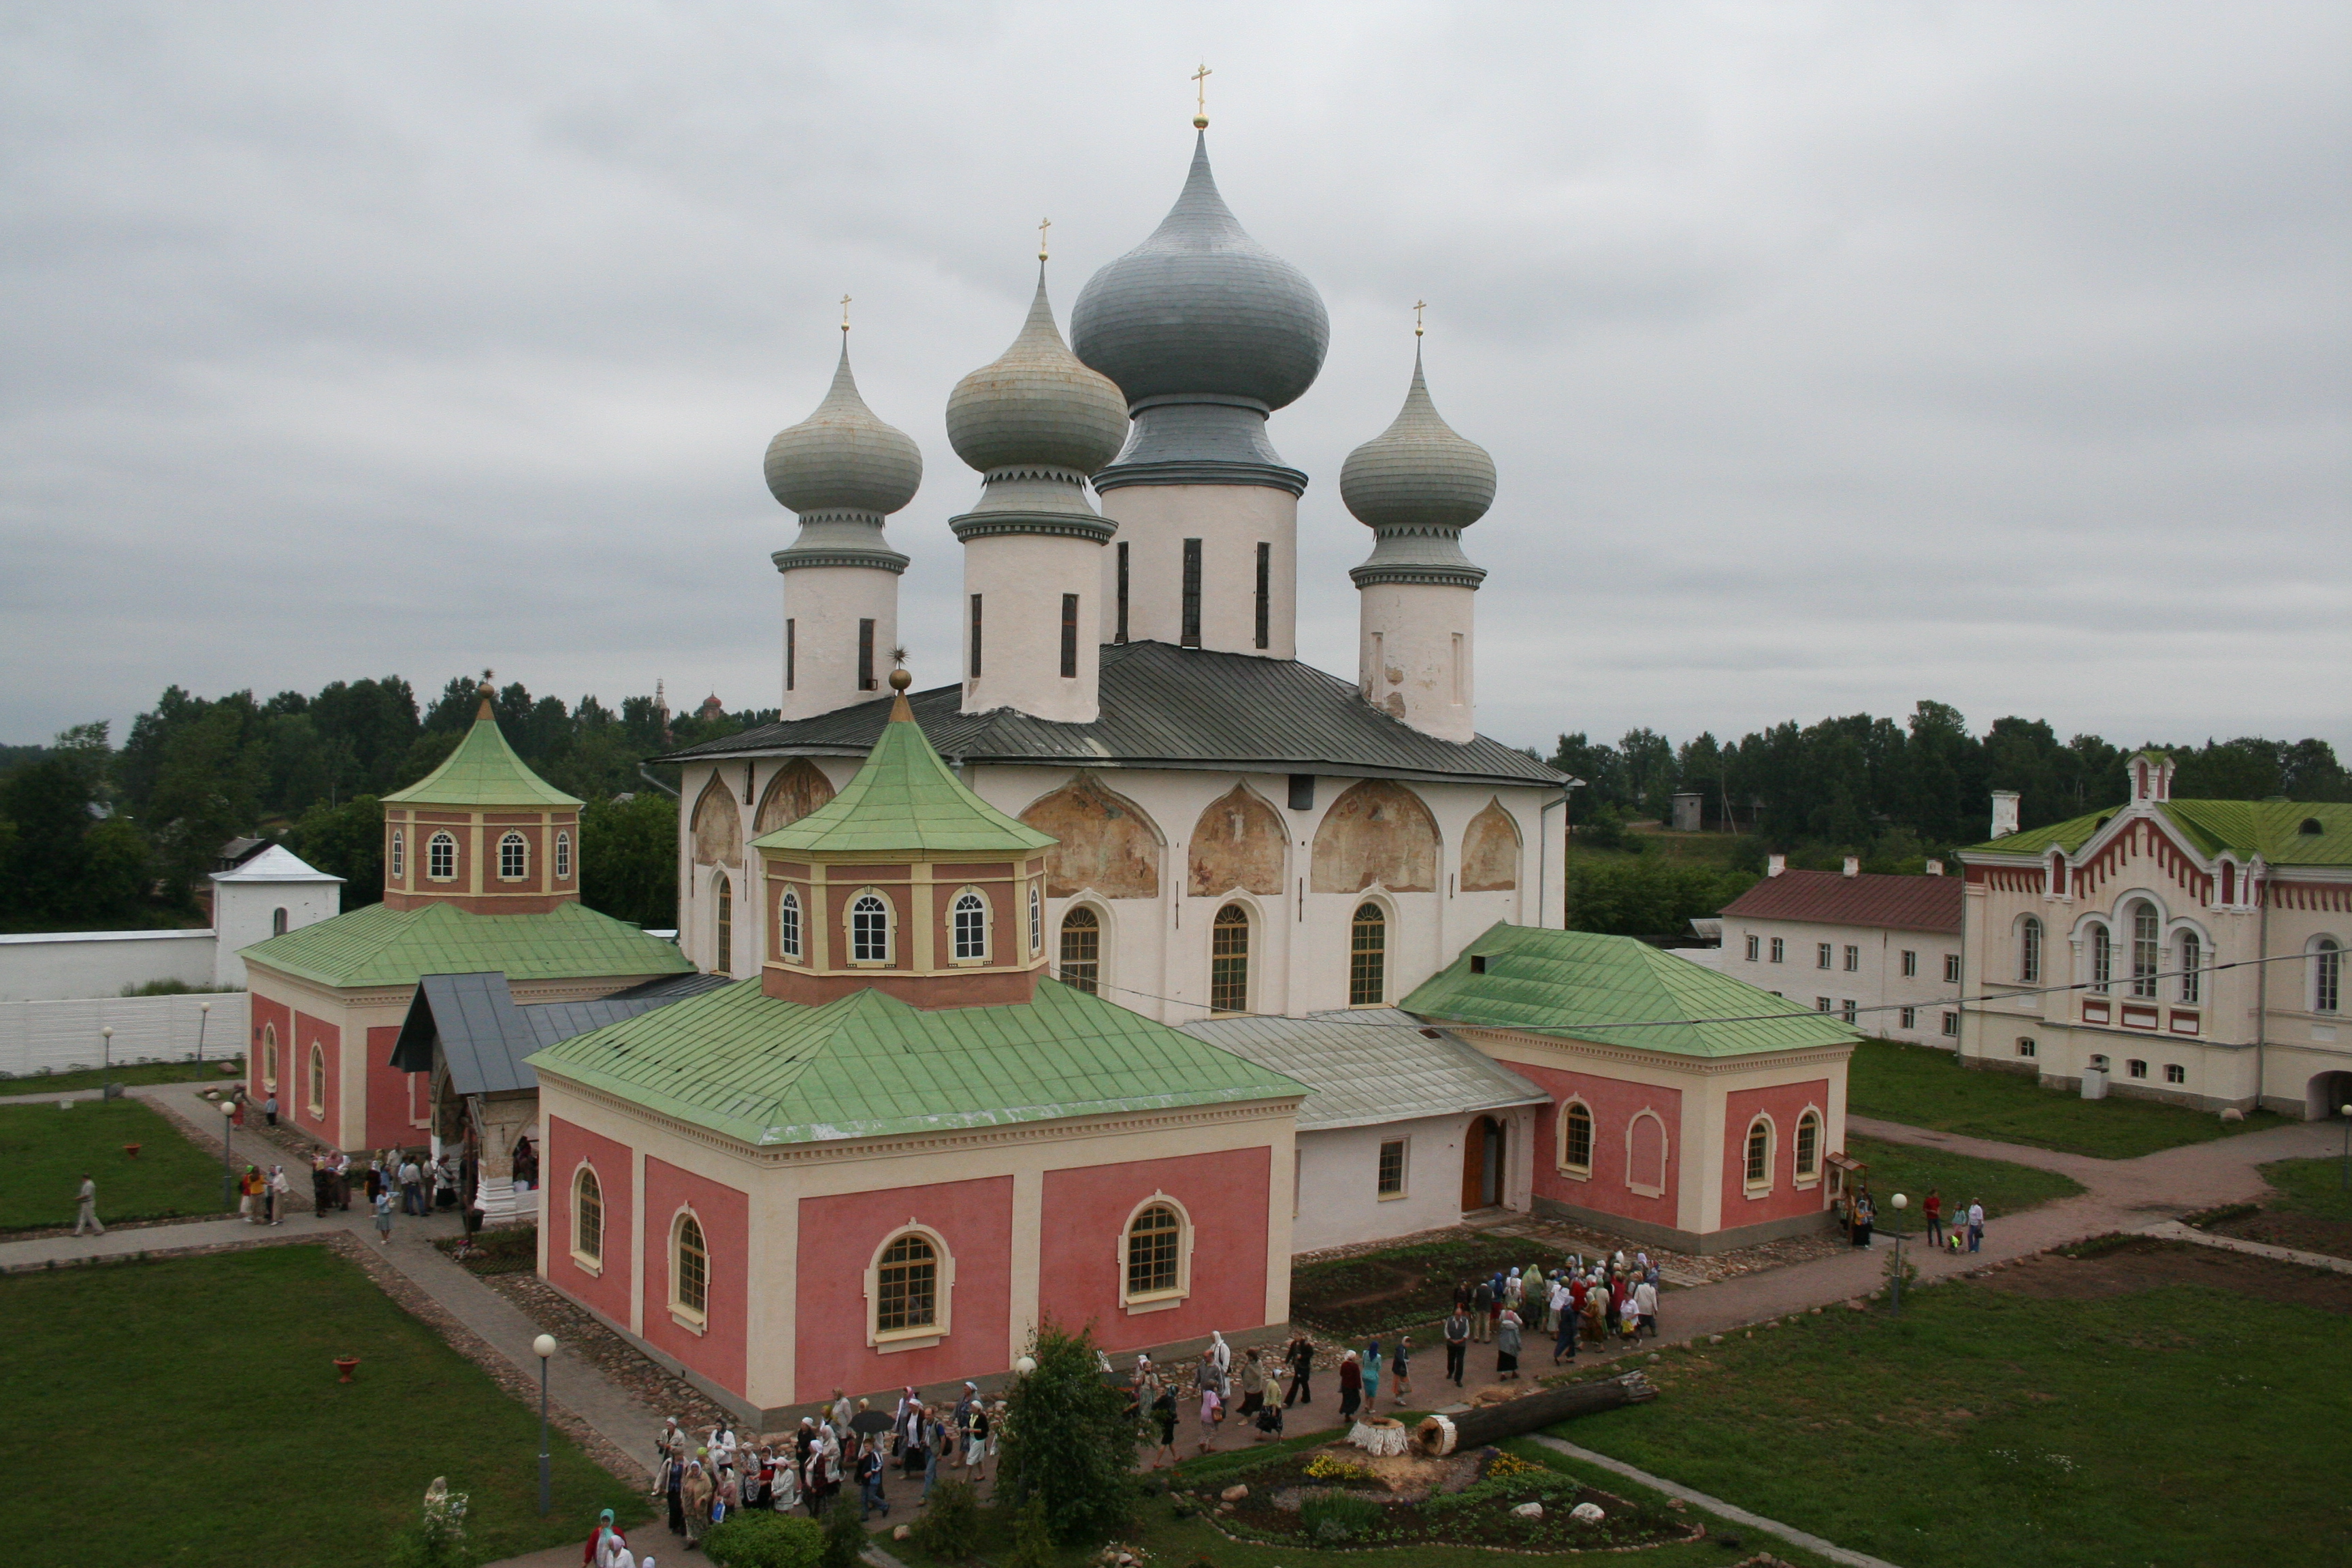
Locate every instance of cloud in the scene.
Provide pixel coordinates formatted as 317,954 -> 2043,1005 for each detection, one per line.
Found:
0,1 -> 2344,756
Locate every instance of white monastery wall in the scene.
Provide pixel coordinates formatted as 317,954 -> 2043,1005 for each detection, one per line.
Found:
0,990 -> 249,1079
212,883 -> 340,990
0,929 -> 218,1003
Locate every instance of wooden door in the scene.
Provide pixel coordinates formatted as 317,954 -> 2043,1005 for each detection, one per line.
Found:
1460,1117 -> 1488,1211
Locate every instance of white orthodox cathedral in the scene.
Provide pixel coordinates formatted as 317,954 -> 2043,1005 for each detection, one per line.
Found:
664,129 -> 1571,1026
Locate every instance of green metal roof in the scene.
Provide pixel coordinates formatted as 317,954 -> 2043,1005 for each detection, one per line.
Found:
240,899 -> 693,990
751,694 -> 1054,858
1401,922 -> 1861,1059
1963,800 -> 2352,865
526,976 -> 1308,1146
384,713 -> 583,808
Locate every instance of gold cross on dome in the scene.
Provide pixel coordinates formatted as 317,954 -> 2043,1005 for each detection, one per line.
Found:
1192,62 -> 1212,125
1037,216 -> 1051,261
840,294 -> 852,333
1414,299 -> 1427,337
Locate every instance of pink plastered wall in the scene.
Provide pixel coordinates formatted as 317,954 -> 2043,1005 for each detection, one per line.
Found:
1040,1147 -> 1273,1356
794,1175 -> 1013,1405
544,1117 -> 635,1328
640,1158 -> 750,1397
1720,1080 -> 1831,1224
1516,1061 -> 1684,1232
293,1010 -> 341,1140
363,1023 -> 423,1151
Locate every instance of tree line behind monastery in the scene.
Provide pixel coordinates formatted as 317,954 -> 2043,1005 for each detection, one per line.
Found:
1,677 -> 2343,943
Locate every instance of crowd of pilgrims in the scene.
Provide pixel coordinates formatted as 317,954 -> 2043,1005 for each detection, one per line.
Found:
649,1386 -> 1000,1551
1441,1254 -> 1665,1381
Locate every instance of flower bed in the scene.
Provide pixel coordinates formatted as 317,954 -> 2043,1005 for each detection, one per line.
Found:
1178,1443 -> 1700,1552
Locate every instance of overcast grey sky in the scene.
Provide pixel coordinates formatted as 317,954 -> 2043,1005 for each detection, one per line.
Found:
3,1 -> 2345,756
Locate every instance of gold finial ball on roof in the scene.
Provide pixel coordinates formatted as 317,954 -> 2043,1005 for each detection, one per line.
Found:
888,668 -> 913,691
1193,113 -> 1208,129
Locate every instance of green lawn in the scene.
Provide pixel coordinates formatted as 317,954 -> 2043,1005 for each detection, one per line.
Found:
0,1245 -> 648,1568
1848,1037 -> 2285,1158
1554,1253 -> 2352,1567
1843,1132 -> 2085,1222
0,1098 -> 230,1230
2259,1156 -> 2352,1220
0,1057 -> 245,1096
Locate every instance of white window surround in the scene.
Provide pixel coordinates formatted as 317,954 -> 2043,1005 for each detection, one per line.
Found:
389,828 -> 405,879
498,830 -> 529,882
949,886 -> 990,966
554,830 -> 571,881
1743,1113 -> 1776,1199
2312,935 -> 2344,1015
261,1024 -> 280,1092
1744,934 -> 1759,962
570,1162 -> 604,1277
864,1222 -> 955,1351
1556,1097 -> 1595,1181
1376,1137 -> 1409,1200
1624,1111 -> 1669,1200
426,831 -> 458,882
776,887 -> 805,963
1793,1107 -> 1824,1189
305,1043 -> 326,1119
1116,1191 -> 1194,1314
847,889 -> 894,966
668,1207 -> 708,1334
1028,883 -> 1043,956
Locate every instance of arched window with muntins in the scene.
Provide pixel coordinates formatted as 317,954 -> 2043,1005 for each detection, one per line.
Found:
952,890 -> 989,962
876,1232 -> 938,1333
851,892 -> 891,963
2129,902 -> 2160,998
1210,904 -> 1250,1014
1795,1111 -> 1820,1180
574,1169 -> 603,1266
1744,1117 -> 1773,1188
389,829 -> 405,879
2317,938 -> 2342,1015
554,830 -> 571,881
777,888 -> 803,961
1126,1203 -> 1183,1298
499,832 -> 528,881
306,1043 -> 325,1116
673,1214 -> 707,1317
1350,902 -> 1386,1006
2089,924 -> 2112,994
261,1025 -> 279,1090
1560,1102 -> 1594,1174
1028,883 -> 1043,955
427,832 -> 457,881
713,873 -> 732,976
2019,916 -> 2042,983
1059,907 -> 1100,994
2178,932 -> 2202,1003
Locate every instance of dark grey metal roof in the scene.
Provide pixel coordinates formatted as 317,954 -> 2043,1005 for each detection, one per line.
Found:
1180,1009 -> 1548,1131
390,970 -> 730,1096
657,640 -> 1566,790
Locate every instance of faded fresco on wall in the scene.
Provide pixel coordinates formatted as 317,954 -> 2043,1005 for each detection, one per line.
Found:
691,776 -> 743,866
1460,798 -> 1522,892
755,759 -> 837,836
1188,784 -> 1287,897
1019,774 -> 1163,899
1311,779 -> 1439,894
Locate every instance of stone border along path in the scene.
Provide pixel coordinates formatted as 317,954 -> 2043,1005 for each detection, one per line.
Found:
1528,1434 -> 1901,1568
5,1080 -> 2340,1567
2137,1217 -> 2352,1275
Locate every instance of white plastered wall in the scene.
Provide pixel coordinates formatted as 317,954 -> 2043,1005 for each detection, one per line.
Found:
1719,915 -> 1961,1045
1358,581 -> 1476,744
779,564 -> 898,721
1096,485 -> 1297,658
961,533 -> 1104,723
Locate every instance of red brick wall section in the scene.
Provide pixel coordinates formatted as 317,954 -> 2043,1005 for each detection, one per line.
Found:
1720,1081 -> 1833,1225
293,1011 -> 342,1139
248,992 -> 291,1109
363,1023 -> 425,1151
640,1157 -> 750,1400
544,1116 -> 635,1328
794,1175 -> 1014,1404
1514,1062 -> 1684,1232
1039,1147 -> 1273,1356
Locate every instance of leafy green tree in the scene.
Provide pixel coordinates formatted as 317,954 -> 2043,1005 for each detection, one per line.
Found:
817,1488 -> 868,1568
996,1318 -> 1135,1546
0,725 -> 153,929
145,700 -> 265,897
580,792 -> 678,928
290,795 -> 385,908
308,676 -> 419,795
1567,859 -> 1755,937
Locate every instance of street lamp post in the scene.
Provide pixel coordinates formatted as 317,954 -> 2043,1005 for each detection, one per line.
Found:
101,1026 -> 114,1074
534,1333 -> 556,1516
195,1000 -> 210,1068
1886,1193 -> 1910,1314
218,1097 -> 237,1211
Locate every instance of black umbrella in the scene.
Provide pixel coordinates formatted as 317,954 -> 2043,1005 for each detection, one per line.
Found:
849,1410 -> 895,1437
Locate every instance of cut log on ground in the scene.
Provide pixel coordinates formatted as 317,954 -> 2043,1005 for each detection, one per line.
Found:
1413,1372 -> 1656,1455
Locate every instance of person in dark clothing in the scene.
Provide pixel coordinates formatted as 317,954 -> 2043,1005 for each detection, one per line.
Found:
1552,1295 -> 1580,1363
1442,1307 -> 1470,1386
1282,1332 -> 1316,1407
1469,1277 -> 1494,1341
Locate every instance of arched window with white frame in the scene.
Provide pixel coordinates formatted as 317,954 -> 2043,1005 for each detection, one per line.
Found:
1558,1100 -> 1594,1177
2127,900 -> 2160,998
713,872 -> 732,976
1744,1115 -> 1775,1194
849,891 -> 892,964
1794,1109 -> 1821,1183
2178,930 -> 2202,1004
671,1211 -> 708,1321
261,1024 -> 280,1091
499,831 -> 528,881
1350,902 -> 1387,1006
951,888 -> 989,963
389,828 -> 405,879
1123,1198 -> 1189,1306
1210,904 -> 1251,1015
1059,906 -> 1101,994
427,832 -> 457,881
573,1167 -> 604,1269
777,887 -> 804,962
2315,936 -> 2343,1015
2019,915 -> 2042,983
554,830 -> 571,881
1028,883 -> 1042,956
875,1230 -> 940,1335
306,1043 -> 325,1117
2088,922 -> 2112,994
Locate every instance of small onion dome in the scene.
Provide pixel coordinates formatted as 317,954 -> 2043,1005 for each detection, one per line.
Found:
763,342 -> 923,517
1339,347 -> 1496,532
1071,133 -> 1328,412
946,269 -> 1128,476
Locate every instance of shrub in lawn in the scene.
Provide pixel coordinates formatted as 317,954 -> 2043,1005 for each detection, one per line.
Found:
1297,1492 -> 1384,1544
705,1511 -> 823,1568
997,1317 -> 1137,1545
385,1480 -> 476,1568
818,1495 -> 868,1568
909,1480 -> 981,1561
1004,1496 -> 1056,1568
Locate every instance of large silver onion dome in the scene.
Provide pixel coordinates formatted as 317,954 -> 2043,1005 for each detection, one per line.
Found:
764,342 -> 923,517
1340,346 -> 1497,531
1071,133 -> 1328,412
947,269 -> 1128,476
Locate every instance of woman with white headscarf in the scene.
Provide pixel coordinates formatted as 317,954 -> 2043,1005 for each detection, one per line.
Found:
1209,1330 -> 1232,1398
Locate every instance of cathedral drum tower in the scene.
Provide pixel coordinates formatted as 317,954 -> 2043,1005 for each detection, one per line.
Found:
1071,124 -> 1328,659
